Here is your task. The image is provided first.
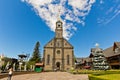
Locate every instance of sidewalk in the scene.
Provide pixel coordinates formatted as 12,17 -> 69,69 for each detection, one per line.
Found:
0,72 -> 89,80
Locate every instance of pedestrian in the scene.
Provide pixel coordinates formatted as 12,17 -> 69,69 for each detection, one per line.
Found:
8,67 -> 13,80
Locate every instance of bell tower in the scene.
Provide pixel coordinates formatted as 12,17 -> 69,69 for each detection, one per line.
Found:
55,7 -> 63,38
55,20 -> 63,38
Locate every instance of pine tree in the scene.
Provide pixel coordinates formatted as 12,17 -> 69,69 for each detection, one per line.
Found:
29,41 -> 41,63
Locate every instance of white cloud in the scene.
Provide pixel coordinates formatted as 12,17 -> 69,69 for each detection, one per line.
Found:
22,0 -> 96,40
100,0 -> 104,4
68,0 -> 88,10
105,9 -> 120,24
97,2 -> 120,25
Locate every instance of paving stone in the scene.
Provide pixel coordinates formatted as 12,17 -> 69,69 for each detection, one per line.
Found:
0,72 -> 89,80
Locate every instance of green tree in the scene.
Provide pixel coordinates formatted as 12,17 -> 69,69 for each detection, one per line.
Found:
1,57 -> 12,70
29,41 -> 41,64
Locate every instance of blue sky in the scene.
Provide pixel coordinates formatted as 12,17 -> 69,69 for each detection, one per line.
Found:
0,0 -> 120,58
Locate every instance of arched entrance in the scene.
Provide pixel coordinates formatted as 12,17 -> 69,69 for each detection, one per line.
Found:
56,62 -> 60,70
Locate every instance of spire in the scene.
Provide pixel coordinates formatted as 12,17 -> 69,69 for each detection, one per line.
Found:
57,6 -> 61,21
55,7 -> 63,38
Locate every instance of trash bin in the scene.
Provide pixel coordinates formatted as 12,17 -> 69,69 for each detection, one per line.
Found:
35,63 -> 44,72
35,67 -> 42,72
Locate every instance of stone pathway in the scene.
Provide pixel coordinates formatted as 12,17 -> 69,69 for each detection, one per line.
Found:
0,72 -> 89,80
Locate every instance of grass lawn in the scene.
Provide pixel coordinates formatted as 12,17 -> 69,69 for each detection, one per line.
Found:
89,74 -> 120,80
89,70 -> 120,80
70,69 -> 120,80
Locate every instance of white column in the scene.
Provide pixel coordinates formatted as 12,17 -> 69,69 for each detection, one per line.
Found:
13,63 -> 15,71
30,65 -> 32,71
24,64 -> 27,71
19,62 -> 22,71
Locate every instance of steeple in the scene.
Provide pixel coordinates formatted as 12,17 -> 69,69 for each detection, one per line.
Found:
55,20 -> 63,38
55,8 -> 63,38
57,7 -> 61,21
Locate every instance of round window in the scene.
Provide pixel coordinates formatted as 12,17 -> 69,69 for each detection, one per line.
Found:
57,50 -> 60,54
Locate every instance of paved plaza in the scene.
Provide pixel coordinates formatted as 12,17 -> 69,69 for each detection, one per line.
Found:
0,72 -> 89,80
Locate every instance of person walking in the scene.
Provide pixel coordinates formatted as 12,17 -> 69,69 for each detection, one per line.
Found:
8,67 -> 13,80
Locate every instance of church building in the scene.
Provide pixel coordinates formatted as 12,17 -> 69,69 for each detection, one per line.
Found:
43,19 -> 74,71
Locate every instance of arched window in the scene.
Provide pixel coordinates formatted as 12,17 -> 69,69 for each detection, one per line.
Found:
47,55 -> 50,65
67,55 -> 70,65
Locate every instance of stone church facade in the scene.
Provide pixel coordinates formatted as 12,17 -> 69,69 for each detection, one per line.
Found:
43,19 -> 74,71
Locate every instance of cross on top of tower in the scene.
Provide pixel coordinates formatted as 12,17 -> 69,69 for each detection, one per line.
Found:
95,43 -> 99,48
57,6 -> 61,21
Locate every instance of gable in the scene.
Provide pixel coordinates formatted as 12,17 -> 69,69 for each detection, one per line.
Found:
63,39 -> 73,48
44,38 -> 55,48
44,38 -> 73,49
113,42 -> 120,51
115,42 -> 120,48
